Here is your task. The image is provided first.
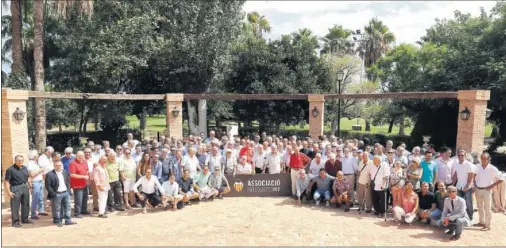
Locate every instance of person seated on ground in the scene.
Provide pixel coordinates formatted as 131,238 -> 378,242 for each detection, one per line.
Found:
330,171 -> 352,212
178,169 -> 199,205
418,182 -> 437,224
393,181 -> 418,225
442,186 -> 471,241
430,181 -> 448,226
307,168 -> 335,207
133,168 -> 166,214
295,170 -> 314,205
234,155 -> 253,175
161,175 -> 183,211
208,166 -> 230,199
194,166 -> 218,201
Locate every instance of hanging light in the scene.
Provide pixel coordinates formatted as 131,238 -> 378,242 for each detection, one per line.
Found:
486,108 -> 492,119
459,107 -> 471,120
171,106 -> 180,118
311,106 -> 319,118
13,107 -> 25,122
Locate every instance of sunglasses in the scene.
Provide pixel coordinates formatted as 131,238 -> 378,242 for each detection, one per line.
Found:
449,190 -> 457,193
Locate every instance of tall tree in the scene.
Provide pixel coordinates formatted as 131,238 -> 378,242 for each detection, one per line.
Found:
246,11 -> 271,38
33,0 -> 46,151
360,18 -> 395,69
10,0 -> 23,73
320,24 -> 354,56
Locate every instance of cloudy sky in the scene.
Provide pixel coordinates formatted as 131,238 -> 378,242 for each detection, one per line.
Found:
242,1 -> 498,44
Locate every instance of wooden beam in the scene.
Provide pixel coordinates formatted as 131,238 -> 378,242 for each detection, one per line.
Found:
324,92 -> 458,100
28,91 -> 166,100
184,94 -> 309,100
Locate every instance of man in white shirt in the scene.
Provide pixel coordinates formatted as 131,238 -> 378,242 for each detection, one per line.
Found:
27,150 -> 46,219
84,148 -> 99,212
161,175 -> 183,211
341,148 -> 358,203
205,146 -> 222,172
281,145 -> 292,174
122,133 -> 139,148
122,148 -> 138,209
204,130 -> 219,145
369,156 -> 390,217
357,151 -> 373,213
235,155 -> 253,175
38,146 -> 54,176
454,149 -> 475,220
133,168 -> 166,214
309,153 -> 325,176
132,145 -> 143,163
183,147 -> 201,179
253,145 -> 267,174
265,145 -> 282,174
473,152 -> 504,231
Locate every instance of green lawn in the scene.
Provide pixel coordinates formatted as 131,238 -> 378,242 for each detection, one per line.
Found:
51,115 -> 493,137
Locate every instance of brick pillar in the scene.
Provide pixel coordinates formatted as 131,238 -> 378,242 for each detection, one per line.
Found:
165,94 -> 184,140
456,90 -> 490,154
308,94 -> 325,140
2,89 -> 29,203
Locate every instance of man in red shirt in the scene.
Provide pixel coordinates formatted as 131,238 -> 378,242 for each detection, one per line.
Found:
289,144 -> 310,197
69,151 -> 90,218
239,141 -> 254,164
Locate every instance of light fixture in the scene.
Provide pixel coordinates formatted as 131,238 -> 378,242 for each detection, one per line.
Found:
171,106 -> 180,118
336,71 -> 344,82
486,108 -> 492,119
13,107 -> 25,122
311,107 -> 319,118
459,107 -> 471,120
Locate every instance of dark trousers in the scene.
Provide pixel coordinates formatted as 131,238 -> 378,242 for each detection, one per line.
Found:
139,192 -> 161,207
52,192 -> 72,224
107,181 -> 123,209
255,167 -> 263,174
10,184 -> 30,225
73,187 -> 89,215
372,188 -> 387,214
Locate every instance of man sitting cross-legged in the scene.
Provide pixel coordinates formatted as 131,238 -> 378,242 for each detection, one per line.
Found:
208,166 -> 231,199
194,166 -> 218,201
161,175 -> 183,211
330,171 -> 352,212
178,169 -> 200,205
133,168 -> 166,214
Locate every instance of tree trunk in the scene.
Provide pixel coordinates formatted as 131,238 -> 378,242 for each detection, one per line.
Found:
387,118 -> 395,134
187,100 -> 198,135
58,124 -> 62,133
365,119 -> 371,132
33,0 -> 46,152
331,118 -> 338,135
198,99 -> 207,137
140,110 -> 146,131
10,0 -> 23,73
398,115 -> 405,135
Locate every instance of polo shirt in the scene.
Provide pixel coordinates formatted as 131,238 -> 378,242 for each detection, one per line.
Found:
195,172 -> 211,188
418,191 -> 436,210
162,181 -> 180,197
69,159 -> 88,189
106,160 -> 124,182
324,160 -> 342,177
475,163 -> 501,188
5,164 -> 29,186
178,177 -> 194,193
61,156 -> 75,172
420,160 -> 437,184
27,160 -> 43,182
313,176 -> 334,191
122,157 -> 137,180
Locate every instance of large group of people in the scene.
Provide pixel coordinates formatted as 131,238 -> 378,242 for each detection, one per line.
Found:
4,131 -> 505,241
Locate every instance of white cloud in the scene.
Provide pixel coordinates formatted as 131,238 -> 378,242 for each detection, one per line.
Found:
243,1 -> 498,44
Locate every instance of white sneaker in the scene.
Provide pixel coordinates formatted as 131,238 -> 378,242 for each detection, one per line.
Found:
326,201 -> 330,207
316,201 -> 320,206
142,207 -> 147,214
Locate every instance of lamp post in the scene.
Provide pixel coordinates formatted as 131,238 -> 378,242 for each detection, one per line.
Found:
336,70 -> 344,138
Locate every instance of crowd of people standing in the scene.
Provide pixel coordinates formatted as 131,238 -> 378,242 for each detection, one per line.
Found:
4,131 -> 505,241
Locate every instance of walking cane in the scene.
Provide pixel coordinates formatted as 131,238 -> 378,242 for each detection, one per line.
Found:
384,176 -> 389,221
359,184 -> 368,215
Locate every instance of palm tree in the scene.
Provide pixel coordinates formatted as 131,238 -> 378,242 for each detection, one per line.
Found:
320,24 -> 354,56
4,0 -> 24,73
291,28 -> 319,48
246,11 -> 271,38
33,0 -> 94,151
359,17 -> 396,68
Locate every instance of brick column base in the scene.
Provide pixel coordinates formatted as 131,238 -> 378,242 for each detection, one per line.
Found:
456,90 -> 490,154
308,94 -> 325,140
165,94 -> 184,140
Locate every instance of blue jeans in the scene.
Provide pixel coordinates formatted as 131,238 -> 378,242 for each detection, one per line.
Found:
430,208 -> 442,226
458,189 -> 473,220
53,192 -> 72,224
313,189 -> 331,201
31,181 -> 44,216
73,187 -> 89,215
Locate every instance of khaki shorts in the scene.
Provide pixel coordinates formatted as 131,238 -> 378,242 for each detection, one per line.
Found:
123,179 -> 135,193
166,195 -> 184,202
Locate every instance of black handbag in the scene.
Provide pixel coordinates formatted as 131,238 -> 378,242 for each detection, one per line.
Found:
370,165 -> 381,190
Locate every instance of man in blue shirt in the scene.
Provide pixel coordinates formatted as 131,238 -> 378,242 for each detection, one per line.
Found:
420,151 -> 438,193
61,147 -> 75,172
